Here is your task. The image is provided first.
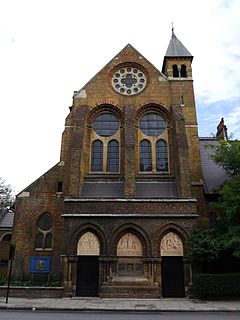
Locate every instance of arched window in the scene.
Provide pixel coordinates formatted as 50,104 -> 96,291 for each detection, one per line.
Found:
90,110 -> 121,173
173,64 -> 179,78
35,213 -> 53,250
140,139 -> 152,171
107,140 -> 119,172
139,111 -> 169,173
180,64 -> 187,78
91,140 -> 103,172
1,233 -> 12,241
156,139 -> 168,171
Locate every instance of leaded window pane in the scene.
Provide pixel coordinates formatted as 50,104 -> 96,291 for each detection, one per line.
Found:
140,113 -> 166,136
107,140 -> 119,172
91,140 -> 103,171
140,139 -> 152,171
45,233 -> 53,249
35,233 -> 44,249
93,114 -> 119,137
156,139 -> 168,171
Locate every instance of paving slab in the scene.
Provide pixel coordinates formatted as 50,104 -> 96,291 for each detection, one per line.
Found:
0,297 -> 240,312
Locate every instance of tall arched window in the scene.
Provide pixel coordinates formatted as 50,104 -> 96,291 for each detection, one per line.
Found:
140,139 -> 152,171
156,139 -> 168,171
91,140 -> 103,172
180,64 -> 187,78
173,64 -> 179,77
90,110 -> 120,173
107,140 -> 119,172
139,111 -> 169,173
35,213 -> 53,250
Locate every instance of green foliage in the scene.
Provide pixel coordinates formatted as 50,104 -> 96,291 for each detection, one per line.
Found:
191,273 -> 240,298
10,280 -> 61,287
187,228 -> 221,263
209,139 -> 240,177
0,273 -> 7,285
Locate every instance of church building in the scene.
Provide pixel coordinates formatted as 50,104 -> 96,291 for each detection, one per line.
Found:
12,31 -> 226,298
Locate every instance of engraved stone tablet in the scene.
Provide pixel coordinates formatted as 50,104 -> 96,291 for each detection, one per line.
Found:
77,231 -> 100,255
117,233 -> 143,256
160,232 -> 183,256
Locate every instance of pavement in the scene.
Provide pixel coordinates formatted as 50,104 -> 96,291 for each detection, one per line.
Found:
0,297 -> 240,312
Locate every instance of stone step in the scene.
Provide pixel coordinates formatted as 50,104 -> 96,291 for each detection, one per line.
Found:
101,285 -> 160,298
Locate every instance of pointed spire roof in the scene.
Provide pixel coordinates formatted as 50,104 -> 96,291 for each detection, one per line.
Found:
165,28 -> 193,58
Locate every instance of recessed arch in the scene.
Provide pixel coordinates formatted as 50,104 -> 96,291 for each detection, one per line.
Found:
117,233 -> 143,256
153,223 -> 189,256
67,223 -> 107,256
77,231 -> 100,256
87,104 -> 123,126
136,103 -> 171,125
110,223 -> 151,256
160,232 -> 183,256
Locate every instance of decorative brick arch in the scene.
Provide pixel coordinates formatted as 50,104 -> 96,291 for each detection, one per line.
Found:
87,104 -> 123,126
136,103 -> 172,126
67,223 -> 107,256
109,223 -> 151,257
153,223 -> 189,256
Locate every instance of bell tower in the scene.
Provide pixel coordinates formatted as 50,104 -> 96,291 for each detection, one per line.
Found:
162,29 -> 203,198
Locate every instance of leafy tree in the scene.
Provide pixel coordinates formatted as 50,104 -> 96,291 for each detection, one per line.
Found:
210,139 -> 240,177
188,139 -> 240,262
0,177 -> 14,212
188,228 -> 221,263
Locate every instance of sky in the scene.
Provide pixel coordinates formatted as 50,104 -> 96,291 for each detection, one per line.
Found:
0,0 -> 240,193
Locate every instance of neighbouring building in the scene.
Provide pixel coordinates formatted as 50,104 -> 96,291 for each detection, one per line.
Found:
0,208 -> 14,275
12,30 -> 229,298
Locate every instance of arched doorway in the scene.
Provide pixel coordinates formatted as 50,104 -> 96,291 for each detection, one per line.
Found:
160,232 -> 185,297
76,231 -> 100,296
117,233 -> 143,275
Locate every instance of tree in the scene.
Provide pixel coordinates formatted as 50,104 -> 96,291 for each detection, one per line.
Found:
0,177 -> 14,212
187,228 -> 221,263
210,139 -> 240,257
188,139 -> 240,263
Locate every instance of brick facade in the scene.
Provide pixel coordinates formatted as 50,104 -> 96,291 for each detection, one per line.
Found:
12,34 -> 212,298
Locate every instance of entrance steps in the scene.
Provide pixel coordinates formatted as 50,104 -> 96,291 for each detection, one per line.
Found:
101,276 -> 160,298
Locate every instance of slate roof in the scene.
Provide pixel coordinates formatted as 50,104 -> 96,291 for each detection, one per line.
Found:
136,181 -> 179,198
0,210 -> 15,228
199,139 -> 229,194
81,180 -> 179,199
82,182 -> 124,198
165,30 -> 193,58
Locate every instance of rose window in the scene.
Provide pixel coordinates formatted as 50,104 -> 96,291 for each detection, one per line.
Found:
112,66 -> 147,95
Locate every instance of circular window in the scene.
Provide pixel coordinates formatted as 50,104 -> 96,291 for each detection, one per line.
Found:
140,113 -> 166,136
112,66 -> 147,95
93,113 -> 119,137
38,213 -> 53,231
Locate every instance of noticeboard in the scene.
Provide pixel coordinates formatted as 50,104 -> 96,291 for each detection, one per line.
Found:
30,256 -> 50,273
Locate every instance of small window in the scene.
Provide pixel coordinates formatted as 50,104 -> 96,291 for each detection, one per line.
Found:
107,140 -> 119,172
173,64 -> 179,77
35,213 -> 53,250
57,181 -> 63,192
180,65 -> 187,78
91,140 -> 103,172
140,139 -> 152,171
1,233 -> 12,242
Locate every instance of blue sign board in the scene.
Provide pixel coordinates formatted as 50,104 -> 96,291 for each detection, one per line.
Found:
30,256 -> 50,273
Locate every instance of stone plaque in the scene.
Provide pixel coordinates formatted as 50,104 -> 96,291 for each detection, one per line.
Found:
117,233 -> 143,256
77,231 -> 100,255
160,232 -> 183,256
